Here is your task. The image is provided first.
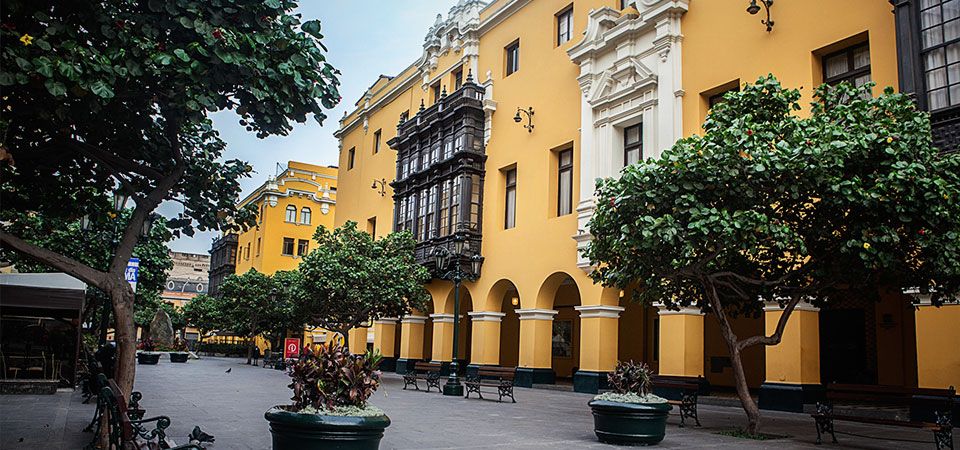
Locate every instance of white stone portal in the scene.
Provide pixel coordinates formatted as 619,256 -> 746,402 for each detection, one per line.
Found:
567,1 -> 688,271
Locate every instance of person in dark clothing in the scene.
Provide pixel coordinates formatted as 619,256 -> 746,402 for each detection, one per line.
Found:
252,346 -> 260,366
94,342 -> 116,378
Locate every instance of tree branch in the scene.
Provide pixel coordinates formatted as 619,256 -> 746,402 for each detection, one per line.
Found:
0,230 -> 109,290
737,294 -> 802,350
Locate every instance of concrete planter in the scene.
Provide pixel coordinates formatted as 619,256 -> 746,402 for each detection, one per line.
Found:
588,399 -> 672,446
169,352 -> 189,363
264,406 -> 390,450
137,352 -> 161,365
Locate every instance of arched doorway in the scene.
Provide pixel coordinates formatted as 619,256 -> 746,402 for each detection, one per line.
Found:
489,279 -> 521,368
421,300 -> 434,363
440,285 -> 473,372
537,273 -> 581,383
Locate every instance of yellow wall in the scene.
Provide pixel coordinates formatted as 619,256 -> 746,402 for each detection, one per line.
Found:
681,0 -> 898,135
915,303 -> 960,389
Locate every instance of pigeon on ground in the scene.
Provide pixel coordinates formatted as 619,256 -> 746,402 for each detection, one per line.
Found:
224,368 -> 231,373
189,426 -> 215,446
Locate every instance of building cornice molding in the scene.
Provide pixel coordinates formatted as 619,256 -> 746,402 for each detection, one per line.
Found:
468,311 -> 506,322
401,315 -> 430,324
515,309 -> 558,321
575,305 -> 625,319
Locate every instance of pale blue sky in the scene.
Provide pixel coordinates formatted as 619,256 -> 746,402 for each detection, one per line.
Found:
164,1 -> 462,254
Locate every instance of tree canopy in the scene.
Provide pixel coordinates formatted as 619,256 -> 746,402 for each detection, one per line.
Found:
585,76 -> 960,433
0,0 -> 340,394
298,222 -> 431,350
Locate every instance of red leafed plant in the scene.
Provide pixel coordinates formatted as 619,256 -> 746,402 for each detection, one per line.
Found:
607,360 -> 652,396
287,342 -> 383,411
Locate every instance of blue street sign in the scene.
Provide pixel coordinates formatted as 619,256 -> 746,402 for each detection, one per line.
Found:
125,257 -> 140,292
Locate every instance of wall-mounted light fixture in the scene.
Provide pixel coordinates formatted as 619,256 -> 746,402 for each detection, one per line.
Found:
513,107 -> 535,133
511,296 -> 519,307
746,0 -> 774,32
371,178 -> 388,197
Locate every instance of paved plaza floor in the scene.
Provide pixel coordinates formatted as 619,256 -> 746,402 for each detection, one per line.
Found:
0,356 -> 947,449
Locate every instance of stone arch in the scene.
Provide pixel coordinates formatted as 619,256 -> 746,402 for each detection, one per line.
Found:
535,271 -> 580,310
442,285 -> 473,365
486,279 -> 521,368
534,272 -> 582,380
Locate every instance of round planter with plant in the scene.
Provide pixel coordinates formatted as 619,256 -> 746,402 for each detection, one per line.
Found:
162,338 -> 190,363
588,361 -> 672,446
136,338 -> 161,365
264,342 -> 389,450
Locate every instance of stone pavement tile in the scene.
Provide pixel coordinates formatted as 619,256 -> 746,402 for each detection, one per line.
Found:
1,356 -> 947,449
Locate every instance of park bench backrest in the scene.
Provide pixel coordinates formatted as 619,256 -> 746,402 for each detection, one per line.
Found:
414,362 -> 441,373
825,383 -> 956,409
652,380 -> 698,391
476,367 -> 515,380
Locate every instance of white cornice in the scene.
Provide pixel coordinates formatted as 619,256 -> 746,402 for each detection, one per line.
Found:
515,309 -> 558,321
655,304 -> 703,316
374,317 -> 399,325
478,0 -> 531,36
401,315 -> 429,324
575,305 -> 625,319
468,311 -> 506,322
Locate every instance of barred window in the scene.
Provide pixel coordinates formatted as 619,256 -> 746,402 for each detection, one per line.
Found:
921,0 -> 960,110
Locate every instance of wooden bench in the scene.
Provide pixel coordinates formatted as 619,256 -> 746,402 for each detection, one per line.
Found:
403,361 -> 442,392
652,379 -> 701,428
88,379 -> 202,450
812,383 -> 954,449
465,366 -> 516,403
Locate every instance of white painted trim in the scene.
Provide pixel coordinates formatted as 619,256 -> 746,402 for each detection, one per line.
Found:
401,315 -> 429,324
575,305 -> 625,319
373,318 -> 399,325
762,300 -> 820,313
655,305 -> 703,316
515,309 -> 558,321
427,313 -> 459,323
468,311 -> 506,322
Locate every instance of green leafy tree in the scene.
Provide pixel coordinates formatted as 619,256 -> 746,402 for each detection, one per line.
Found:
263,270 -> 307,350
218,269 -> 281,364
585,76 -> 960,434
297,221 -> 431,350
0,0 -> 339,395
182,293 -> 224,342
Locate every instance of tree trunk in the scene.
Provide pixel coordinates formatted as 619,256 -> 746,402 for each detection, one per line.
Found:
720,331 -> 761,435
246,333 -> 255,365
111,285 -> 137,404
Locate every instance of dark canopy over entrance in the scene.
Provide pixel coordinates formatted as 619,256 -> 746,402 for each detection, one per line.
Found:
1,273 -> 86,386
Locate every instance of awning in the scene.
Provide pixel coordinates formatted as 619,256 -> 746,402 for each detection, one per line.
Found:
0,273 -> 87,313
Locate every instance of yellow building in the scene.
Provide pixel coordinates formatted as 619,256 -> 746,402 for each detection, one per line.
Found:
333,0 -> 959,412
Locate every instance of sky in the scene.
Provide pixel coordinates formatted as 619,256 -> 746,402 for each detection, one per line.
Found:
164,0 -> 462,254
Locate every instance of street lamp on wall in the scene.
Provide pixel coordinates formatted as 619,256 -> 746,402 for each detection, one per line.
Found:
371,178 -> 388,197
746,0 -> 774,32
513,107 -> 535,133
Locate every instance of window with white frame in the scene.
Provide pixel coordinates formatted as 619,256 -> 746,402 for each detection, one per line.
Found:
285,205 -> 297,222
300,207 -> 311,225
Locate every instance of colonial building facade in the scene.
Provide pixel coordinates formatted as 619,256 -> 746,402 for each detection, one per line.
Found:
333,0 -> 959,410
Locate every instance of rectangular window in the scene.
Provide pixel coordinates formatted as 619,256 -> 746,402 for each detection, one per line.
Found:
557,7 -> 573,45
347,147 -> 356,170
505,168 -> 517,229
558,149 -> 573,216
431,81 -> 442,104
468,174 -> 482,231
708,86 -> 739,108
367,217 -> 377,237
373,129 -> 381,154
282,238 -> 294,256
417,189 -> 428,241
506,41 -> 520,76
256,238 -> 261,256
297,239 -> 309,256
454,67 -> 464,90
620,0 -> 631,9
400,110 -> 409,123
921,0 -> 960,110
624,123 -> 642,166
823,42 -> 872,88
450,176 -> 462,232
245,243 -> 250,260
439,179 -> 452,236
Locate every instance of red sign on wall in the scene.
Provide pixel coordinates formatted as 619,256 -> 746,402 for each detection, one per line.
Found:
283,338 -> 301,359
